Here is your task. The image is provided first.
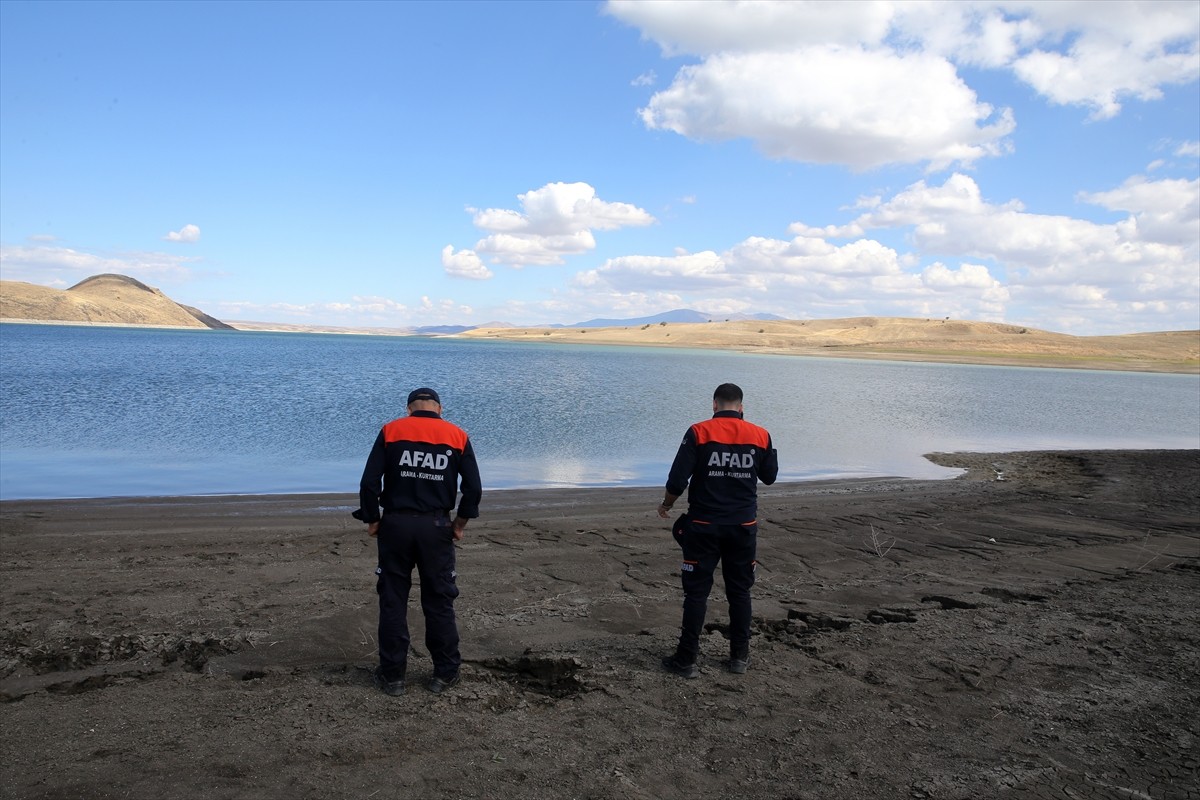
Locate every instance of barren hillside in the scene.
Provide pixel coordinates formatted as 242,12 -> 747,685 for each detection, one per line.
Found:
0,274 -> 231,329
460,317 -> 1200,373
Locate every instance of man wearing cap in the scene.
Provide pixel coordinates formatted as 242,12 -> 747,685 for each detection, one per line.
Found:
354,387 -> 482,696
657,382 -> 778,678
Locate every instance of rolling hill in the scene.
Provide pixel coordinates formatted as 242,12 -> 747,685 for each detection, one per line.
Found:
0,274 -> 232,329
3,275 -> 1195,373
459,316 -> 1200,373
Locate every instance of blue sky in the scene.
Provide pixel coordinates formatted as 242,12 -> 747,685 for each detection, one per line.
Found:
1,0 -> 1197,335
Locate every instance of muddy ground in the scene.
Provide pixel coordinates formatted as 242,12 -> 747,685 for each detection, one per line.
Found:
1,449 -> 1197,800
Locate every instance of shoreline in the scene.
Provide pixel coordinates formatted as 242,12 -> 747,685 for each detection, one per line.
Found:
0,317 -> 213,332
4,318 -> 1196,374
1,447 -> 1195,506
3,449 -> 1198,799
456,327 -> 1200,374
0,474 -> 930,508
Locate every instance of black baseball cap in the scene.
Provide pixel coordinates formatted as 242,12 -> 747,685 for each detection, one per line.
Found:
407,387 -> 441,405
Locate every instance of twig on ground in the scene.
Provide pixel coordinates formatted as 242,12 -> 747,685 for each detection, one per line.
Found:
1134,529 -> 1170,571
866,524 -> 895,558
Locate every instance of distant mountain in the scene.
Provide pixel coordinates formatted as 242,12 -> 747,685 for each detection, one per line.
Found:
568,309 -> 784,328
0,274 -> 232,329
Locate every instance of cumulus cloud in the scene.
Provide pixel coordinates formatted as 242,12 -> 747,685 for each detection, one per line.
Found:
350,295 -> 408,314
607,0 -> 1199,167
1001,1 -> 1200,119
0,244 -> 199,284
454,182 -> 655,268
230,298 -> 410,322
640,46 -> 1014,170
575,230 -> 1012,323
212,293 -> 482,328
441,245 -> 493,280
606,0 -> 894,56
825,174 -> 1199,300
574,171 -> 1197,333
1079,176 -> 1200,246
864,173 -> 1197,325
164,224 -> 201,243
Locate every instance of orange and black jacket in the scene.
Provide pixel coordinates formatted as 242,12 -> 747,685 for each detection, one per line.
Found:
356,410 -> 482,523
666,410 -> 778,525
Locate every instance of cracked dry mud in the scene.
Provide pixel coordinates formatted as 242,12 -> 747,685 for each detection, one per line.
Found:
1,450 -> 1197,800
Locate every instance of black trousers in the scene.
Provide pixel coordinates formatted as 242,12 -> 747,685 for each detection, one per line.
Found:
672,514 -> 758,660
375,512 -> 461,681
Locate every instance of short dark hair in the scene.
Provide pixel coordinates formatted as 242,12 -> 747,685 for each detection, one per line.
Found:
713,383 -> 743,404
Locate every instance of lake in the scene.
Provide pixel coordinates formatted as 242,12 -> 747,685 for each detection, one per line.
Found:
1,323 -> 1197,500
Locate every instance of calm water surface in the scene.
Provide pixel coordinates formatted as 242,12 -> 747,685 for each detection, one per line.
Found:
1,323 -> 1197,499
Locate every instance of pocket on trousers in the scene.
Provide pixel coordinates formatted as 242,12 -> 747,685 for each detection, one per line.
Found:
433,513 -> 454,540
672,513 -> 689,544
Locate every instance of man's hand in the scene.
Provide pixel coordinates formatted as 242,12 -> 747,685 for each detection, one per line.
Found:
452,516 -> 468,541
657,492 -> 680,519
368,521 -> 380,537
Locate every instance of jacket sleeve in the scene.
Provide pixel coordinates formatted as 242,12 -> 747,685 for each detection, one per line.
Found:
758,434 -> 779,486
455,438 -> 483,519
353,429 -> 386,523
665,427 -> 697,497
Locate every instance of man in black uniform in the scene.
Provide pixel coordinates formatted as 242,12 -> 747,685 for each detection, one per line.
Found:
354,387 -> 482,696
657,383 -> 778,678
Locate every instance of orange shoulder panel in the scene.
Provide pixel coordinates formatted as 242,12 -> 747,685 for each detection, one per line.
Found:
691,417 -> 770,448
382,417 -> 469,450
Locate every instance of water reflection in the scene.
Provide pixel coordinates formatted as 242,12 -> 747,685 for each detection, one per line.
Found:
1,324 -> 1196,499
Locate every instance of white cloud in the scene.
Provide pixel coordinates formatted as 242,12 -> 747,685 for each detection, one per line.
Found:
459,182 -> 655,267
215,291 -> 485,328
838,173 -> 1196,325
1002,1 -> 1200,120
164,224 -> 201,243
441,245 -> 493,280
606,0 -> 895,57
921,262 -> 1008,294
476,230 -> 598,267
577,250 -> 732,291
215,295 -> 447,327
0,244 -> 199,285
1177,140 -> 1200,157
570,171 -> 1198,333
1079,176 -> 1200,246
639,46 -> 1014,171
835,174 -> 1199,296
350,295 -> 408,314
574,231 -> 1012,324
607,0 -> 1199,167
